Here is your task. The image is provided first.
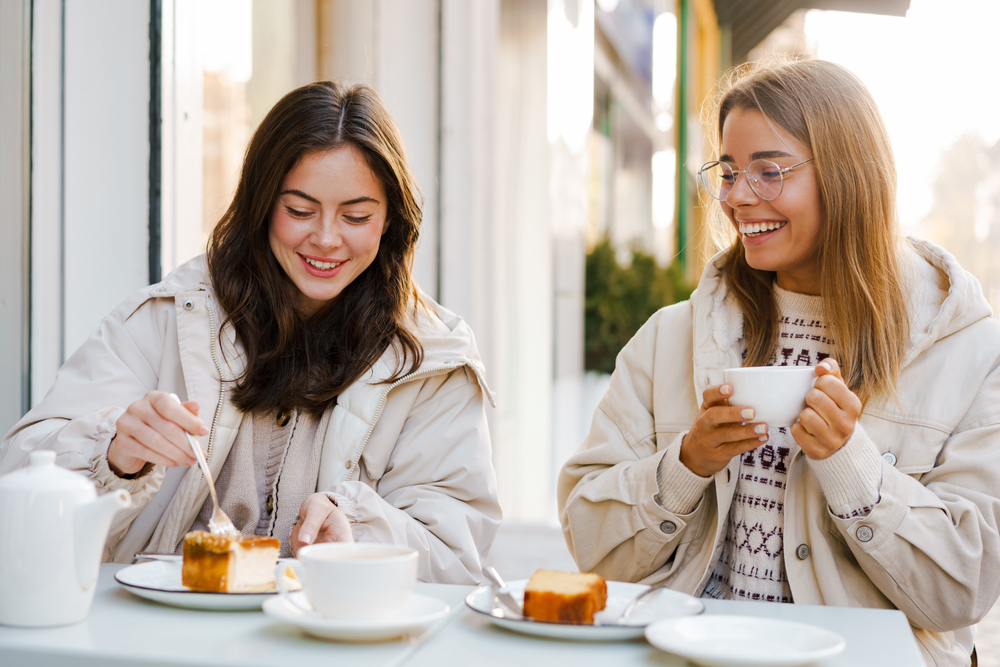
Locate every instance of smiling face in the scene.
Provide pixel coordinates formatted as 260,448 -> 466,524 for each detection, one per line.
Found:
269,146 -> 389,317
721,108 -> 823,295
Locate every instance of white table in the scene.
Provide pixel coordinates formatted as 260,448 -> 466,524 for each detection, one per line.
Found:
411,596 -> 925,667
0,564 -> 924,666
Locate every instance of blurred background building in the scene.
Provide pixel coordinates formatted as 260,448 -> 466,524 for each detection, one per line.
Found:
9,0 -> 1000,528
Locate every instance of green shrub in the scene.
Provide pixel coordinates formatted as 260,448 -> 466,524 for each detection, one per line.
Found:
584,238 -> 695,374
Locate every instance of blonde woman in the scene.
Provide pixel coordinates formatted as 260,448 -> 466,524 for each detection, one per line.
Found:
559,59 -> 1000,667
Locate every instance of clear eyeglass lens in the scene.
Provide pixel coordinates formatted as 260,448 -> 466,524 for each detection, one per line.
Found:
701,160 -> 784,200
749,160 -> 783,199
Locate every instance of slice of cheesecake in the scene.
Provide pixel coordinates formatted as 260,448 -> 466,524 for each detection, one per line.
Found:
181,531 -> 279,593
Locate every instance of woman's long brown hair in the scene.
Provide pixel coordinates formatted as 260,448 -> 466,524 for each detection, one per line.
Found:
709,59 -> 909,407
207,81 -> 424,414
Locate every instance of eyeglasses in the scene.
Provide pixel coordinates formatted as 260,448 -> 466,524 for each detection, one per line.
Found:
698,158 -> 814,201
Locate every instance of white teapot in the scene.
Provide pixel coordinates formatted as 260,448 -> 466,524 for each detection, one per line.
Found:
0,450 -> 131,627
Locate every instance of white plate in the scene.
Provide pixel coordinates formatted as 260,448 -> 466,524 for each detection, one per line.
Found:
645,615 -> 846,667
115,560 -> 285,610
262,591 -> 450,641
465,580 -> 704,641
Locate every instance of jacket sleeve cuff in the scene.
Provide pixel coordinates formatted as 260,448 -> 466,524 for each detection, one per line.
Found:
322,492 -> 352,516
89,435 -> 159,495
807,423 -> 882,519
654,432 -> 713,515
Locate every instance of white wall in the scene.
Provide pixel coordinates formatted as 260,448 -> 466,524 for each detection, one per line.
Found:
30,0 -> 65,407
492,0 -> 554,522
12,0 -> 149,418
62,0 -> 151,356
319,0 -> 441,299
248,0 -> 317,133
0,0 -> 30,432
548,0 -> 591,517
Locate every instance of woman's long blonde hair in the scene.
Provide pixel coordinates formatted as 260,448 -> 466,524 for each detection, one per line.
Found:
709,59 -> 908,406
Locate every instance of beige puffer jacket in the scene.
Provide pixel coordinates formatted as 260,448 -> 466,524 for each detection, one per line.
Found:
559,239 -> 1000,667
1,256 -> 501,584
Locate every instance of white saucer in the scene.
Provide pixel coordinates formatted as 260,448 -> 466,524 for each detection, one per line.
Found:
465,580 -> 704,641
115,560 -> 287,611
645,615 -> 846,667
262,592 -> 451,641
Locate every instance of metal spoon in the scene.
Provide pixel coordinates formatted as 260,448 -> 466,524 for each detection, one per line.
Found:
168,394 -> 237,536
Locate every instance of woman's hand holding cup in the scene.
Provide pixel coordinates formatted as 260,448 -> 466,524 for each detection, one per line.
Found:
108,390 -> 208,475
680,384 -> 769,478
791,359 -> 862,460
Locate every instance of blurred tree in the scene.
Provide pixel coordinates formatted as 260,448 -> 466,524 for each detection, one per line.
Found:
584,238 -> 695,374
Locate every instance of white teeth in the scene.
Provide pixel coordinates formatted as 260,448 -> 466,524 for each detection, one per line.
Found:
740,221 -> 786,236
305,257 -> 344,270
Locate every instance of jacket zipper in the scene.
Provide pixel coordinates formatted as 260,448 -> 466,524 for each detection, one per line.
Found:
346,362 -> 465,476
171,294 -> 227,553
204,294 -> 226,462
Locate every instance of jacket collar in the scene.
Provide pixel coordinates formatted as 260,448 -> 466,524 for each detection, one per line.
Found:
903,238 -> 992,365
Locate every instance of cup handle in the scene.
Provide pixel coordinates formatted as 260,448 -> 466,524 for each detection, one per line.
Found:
274,561 -> 314,615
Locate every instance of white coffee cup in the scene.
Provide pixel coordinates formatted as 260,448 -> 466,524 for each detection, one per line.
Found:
275,543 -> 418,620
723,366 -> 818,428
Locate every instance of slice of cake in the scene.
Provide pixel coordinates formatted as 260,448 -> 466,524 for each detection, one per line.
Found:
181,531 -> 280,593
522,569 -> 608,624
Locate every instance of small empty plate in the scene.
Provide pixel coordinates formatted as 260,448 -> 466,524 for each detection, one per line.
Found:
645,614 -> 846,667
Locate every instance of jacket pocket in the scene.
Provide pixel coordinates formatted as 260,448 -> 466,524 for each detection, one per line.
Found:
861,414 -> 945,477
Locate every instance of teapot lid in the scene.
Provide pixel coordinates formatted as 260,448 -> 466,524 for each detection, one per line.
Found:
0,449 -> 96,499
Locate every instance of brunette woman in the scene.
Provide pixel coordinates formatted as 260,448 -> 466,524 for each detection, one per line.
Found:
1,81 -> 500,584
559,59 -> 1000,666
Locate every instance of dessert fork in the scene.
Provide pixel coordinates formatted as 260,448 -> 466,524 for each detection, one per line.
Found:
616,584 -> 663,623
483,566 -> 523,618
168,394 -> 237,536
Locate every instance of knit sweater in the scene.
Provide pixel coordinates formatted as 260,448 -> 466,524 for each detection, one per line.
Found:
187,406 -> 333,556
702,286 -> 831,602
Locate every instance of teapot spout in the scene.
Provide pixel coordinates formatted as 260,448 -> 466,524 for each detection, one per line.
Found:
74,490 -> 130,591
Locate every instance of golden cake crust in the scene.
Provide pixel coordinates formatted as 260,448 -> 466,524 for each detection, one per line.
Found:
181,531 -> 280,593
522,569 -> 608,624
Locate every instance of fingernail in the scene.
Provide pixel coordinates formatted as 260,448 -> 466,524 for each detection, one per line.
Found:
188,458 -> 197,466
758,435 -> 768,442
819,361 -> 832,371
300,533 -> 312,544
199,425 -> 209,436
720,385 -> 731,396
754,424 -> 766,434
741,408 -> 754,420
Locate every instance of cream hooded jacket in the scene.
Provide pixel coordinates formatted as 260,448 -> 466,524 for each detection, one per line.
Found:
559,239 -> 1000,667
1,256 -> 501,584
